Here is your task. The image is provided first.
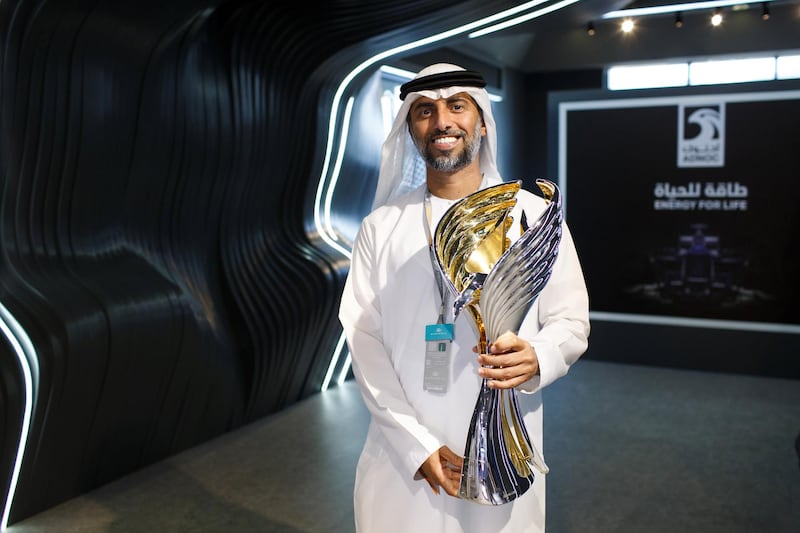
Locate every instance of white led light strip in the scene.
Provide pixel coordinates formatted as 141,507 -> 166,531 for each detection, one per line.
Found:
469,0 -> 582,38
591,311 -> 800,334
314,1 -> 581,390
322,96 -> 356,246
0,303 -> 38,532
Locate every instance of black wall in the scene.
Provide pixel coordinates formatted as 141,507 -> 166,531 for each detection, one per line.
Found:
0,0 -> 517,524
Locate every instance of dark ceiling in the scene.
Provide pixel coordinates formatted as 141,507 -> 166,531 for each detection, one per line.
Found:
431,0 -> 800,73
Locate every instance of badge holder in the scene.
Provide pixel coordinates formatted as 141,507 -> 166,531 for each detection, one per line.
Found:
424,322 -> 453,393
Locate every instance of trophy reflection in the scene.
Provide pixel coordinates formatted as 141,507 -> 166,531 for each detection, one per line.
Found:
432,178 -> 562,505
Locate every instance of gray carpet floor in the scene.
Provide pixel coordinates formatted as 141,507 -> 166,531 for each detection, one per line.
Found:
6,360 -> 800,532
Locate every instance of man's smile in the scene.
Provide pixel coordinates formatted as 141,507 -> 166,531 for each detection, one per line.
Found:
431,135 -> 461,150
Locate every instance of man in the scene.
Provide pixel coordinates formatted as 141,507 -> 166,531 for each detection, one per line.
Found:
339,63 -> 589,532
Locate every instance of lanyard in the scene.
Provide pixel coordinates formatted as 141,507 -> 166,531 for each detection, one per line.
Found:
423,189 -> 447,324
423,177 -> 488,324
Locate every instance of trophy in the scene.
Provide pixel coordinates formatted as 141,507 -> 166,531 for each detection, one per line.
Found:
432,178 -> 563,505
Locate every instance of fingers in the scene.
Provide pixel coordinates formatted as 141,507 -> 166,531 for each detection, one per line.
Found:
439,477 -> 461,497
478,361 -> 538,388
421,472 -> 440,495
418,463 -> 441,495
419,447 -> 464,497
488,330 -> 525,354
439,445 -> 464,470
437,447 -> 464,496
436,466 -> 461,497
477,332 -> 539,389
480,372 -> 530,389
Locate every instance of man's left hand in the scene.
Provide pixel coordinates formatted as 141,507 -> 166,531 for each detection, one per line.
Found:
476,331 -> 539,389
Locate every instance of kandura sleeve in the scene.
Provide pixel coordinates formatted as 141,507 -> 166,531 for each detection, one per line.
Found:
518,220 -> 590,393
338,220 -> 443,478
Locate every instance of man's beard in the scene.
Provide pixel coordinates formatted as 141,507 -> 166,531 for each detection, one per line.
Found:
413,121 -> 482,173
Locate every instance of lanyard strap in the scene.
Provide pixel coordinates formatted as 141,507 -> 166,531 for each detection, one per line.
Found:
423,190 -> 447,324
423,176 -> 488,324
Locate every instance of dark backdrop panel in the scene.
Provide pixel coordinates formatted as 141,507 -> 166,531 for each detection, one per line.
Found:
550,83 -> 800,379
0,0 -> 518,524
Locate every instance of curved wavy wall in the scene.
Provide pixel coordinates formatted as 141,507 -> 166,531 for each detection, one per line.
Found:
0,0 -> 516,524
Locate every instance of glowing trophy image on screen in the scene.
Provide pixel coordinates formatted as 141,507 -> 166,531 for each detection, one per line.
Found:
432,178 -> 562,505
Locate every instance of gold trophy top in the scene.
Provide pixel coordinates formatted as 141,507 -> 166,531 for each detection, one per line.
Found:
434,181 -> 521,294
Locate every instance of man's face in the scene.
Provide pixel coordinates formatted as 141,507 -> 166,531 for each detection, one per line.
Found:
408,92 -> 486,173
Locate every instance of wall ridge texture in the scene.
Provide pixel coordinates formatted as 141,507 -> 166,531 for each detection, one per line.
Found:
0,0 -> 512,524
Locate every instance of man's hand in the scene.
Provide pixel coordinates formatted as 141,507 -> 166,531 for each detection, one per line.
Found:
418,446 -> 463,497
476,331 -> 539,389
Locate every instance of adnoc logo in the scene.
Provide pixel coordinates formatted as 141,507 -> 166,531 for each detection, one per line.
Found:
677,103 -> 725,167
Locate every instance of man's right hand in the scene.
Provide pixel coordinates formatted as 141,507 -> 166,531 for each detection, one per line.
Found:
418,445 -> 464,497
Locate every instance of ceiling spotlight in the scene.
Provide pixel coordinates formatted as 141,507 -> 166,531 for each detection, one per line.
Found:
761,2 -> 770,20
621,18 -> 635,33
711,9 -> 722,26
675,12 -> 683,28
587,21 -> 596,36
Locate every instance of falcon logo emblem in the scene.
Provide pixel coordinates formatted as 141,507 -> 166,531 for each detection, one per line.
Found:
677,103 -> 725,167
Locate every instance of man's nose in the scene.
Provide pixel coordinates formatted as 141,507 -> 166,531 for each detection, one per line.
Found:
434,109 -> 454,131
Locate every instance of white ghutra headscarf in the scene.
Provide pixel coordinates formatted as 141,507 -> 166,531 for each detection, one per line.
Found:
372,63 -> 502,210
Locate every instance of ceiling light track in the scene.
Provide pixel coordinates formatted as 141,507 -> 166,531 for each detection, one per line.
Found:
602,0 -> 781,19
588,0 -> 788,36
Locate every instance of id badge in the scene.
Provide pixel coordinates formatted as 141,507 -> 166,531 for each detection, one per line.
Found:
424,323 -> 454,393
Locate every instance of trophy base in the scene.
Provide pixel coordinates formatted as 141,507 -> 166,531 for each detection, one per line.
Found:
458,457 -> 534,505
